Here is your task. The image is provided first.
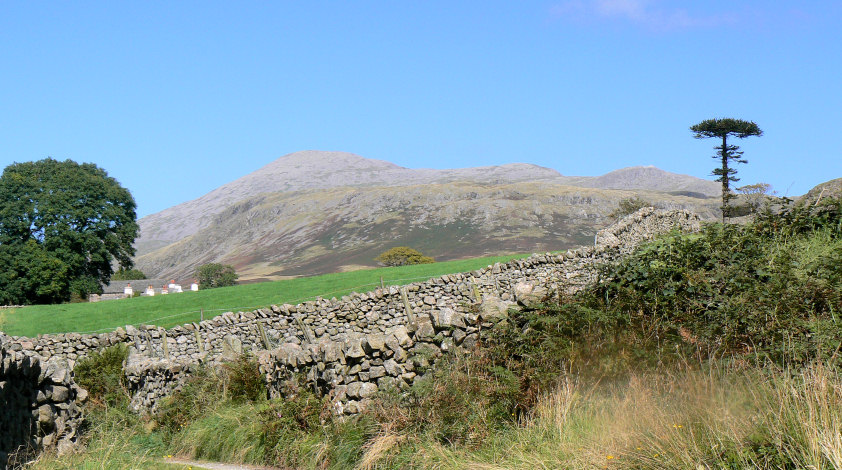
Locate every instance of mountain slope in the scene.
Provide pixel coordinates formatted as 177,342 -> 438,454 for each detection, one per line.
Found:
134,151 -> 723,282
135,181 -> 719,282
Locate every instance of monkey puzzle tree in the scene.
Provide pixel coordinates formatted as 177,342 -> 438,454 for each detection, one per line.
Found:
690,118 -> 762,222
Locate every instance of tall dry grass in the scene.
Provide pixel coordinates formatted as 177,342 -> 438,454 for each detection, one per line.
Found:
361,362 -> 842,469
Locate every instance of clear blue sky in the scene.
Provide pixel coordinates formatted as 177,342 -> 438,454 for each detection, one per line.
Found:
2,1 -> 840,218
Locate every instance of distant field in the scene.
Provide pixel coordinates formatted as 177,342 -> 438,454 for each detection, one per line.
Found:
0,253 -> 532,337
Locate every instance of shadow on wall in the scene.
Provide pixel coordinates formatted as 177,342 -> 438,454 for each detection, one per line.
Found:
0,352 -> 39,467
1,335 -> 86,467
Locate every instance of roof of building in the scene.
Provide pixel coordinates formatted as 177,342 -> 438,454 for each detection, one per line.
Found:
101,279 -> 169,294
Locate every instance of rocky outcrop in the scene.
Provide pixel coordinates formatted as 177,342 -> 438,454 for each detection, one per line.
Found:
0,334 -> 86,467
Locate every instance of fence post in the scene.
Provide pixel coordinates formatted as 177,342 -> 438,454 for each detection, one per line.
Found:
295,316 -> 315,344
161,328 -> 170,360
471,281 -> 483,303
257,322 -> 271,350
194,329 -> 204,354
401,287 -> 416,324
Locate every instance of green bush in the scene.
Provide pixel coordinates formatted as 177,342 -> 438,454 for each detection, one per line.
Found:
609,196 -> 651,219
579,197 -> 842,365
370,350 -> 520,448
195,263 -> 238,289
375,247 -> 435,266
112,268 -> 147,280
157,353 -> 265,434
74,343 -> 130,408
222,353 -> 265,403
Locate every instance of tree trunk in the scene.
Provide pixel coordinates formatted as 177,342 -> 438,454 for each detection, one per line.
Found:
721,134 -> 729,223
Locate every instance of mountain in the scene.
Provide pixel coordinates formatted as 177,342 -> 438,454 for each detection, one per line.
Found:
134,151 -> 721,282
136,151 -> 562,254
567,166 -> 720,198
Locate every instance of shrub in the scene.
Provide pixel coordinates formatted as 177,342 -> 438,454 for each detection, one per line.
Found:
74,343 -> 130,409
195,263 -> 238,289
222,353 -> 265,403
111,268 -> 147,280
371,350 -> 520,448
157,353 -> 264,434
580,198 -> 842,366
375,247 -> 435,267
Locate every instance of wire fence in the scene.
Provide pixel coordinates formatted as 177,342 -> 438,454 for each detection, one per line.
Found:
71,273 -> 458,335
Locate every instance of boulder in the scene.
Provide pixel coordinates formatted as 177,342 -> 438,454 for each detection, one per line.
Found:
480,297 -> 516,322
513,282 -> 549,308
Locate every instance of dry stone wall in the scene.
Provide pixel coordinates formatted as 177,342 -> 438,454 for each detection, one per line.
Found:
6,208 -> 701,415
115,208 -> 701,414
123,355 -> 195,414
0,334 -> 86,468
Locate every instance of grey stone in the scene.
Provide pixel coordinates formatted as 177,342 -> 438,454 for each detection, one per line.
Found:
48,385 -> 70,402
430,308 -> 456,329
480,298 -> 516,322
368,366 -> 386,379
37,404 -> 54,427
358,382 -> 378,398
513,282 -> 550,308
389,326 -> 413,347
344,339 -> 365,359
452,329 -> 467,345
363,334 -> 386,353
415,318 -> 436,339
383,359 -> 403,376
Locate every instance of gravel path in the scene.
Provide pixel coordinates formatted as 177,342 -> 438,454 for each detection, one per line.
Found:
165,457 -> 285,470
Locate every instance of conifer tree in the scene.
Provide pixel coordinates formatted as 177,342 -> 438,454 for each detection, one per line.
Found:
691,118 -> 762,222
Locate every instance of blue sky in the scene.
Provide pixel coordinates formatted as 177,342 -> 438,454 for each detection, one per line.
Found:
2,1 -> 840,218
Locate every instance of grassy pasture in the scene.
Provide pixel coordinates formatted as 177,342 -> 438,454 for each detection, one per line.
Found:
0,253 -> 530,337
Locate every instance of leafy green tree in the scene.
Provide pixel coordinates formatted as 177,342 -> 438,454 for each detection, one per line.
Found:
196,263 -> 238,289
0,158 -> 138,304
111,268 -> 148,280
691,118 -> 763,222
375,247 -> 435,266
0,241 -> 70,305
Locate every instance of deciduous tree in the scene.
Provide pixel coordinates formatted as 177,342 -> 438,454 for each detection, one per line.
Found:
691,118 -> 762,222
0,158 -> 138,304
112,268 -> 148,280
609,197 -> 651,220
195,263 -> 238,289
736,183 -> 775,215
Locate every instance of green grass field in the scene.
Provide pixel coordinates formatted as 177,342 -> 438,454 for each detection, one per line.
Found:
0,253 -> 530,337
